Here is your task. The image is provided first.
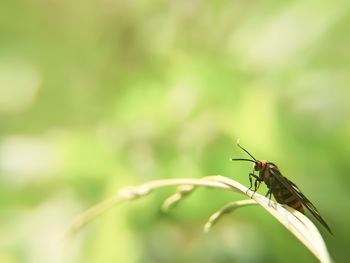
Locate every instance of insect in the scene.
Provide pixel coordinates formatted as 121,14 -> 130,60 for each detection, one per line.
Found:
231,141 -> 332,234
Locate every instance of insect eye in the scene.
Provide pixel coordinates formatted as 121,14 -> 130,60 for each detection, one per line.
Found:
254,163 -> 258,171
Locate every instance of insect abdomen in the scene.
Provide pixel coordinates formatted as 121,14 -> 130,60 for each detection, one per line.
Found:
273,184 -> 304,213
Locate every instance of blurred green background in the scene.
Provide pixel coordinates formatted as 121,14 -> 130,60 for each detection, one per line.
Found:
1,0 -> 349,262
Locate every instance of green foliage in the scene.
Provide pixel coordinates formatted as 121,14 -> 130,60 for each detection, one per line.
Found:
0,0 -> 349,262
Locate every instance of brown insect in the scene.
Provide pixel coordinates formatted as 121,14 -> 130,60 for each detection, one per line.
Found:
231,142 -> 332,234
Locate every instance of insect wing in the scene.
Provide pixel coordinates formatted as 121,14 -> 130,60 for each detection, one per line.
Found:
269,167 -> 332,234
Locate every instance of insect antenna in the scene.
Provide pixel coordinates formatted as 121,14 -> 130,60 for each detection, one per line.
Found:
230,158 -> 255,163
236,140 -> 257,161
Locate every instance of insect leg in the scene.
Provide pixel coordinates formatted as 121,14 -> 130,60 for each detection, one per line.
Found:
245,173 -> 259,193
254,180 -> 262,192
268,189 -> 273,207
265,189 -> 271,197
251,180 -> 262,198
248,174 -> 253,189
246,173 -> 259,194
267,177 -> 274,207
